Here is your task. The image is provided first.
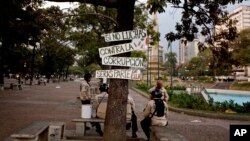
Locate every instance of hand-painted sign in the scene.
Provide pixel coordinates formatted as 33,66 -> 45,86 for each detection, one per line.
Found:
102,29 -> 146,42
99,38 -> 145,58
96,69 -> 141,80
102,57 -> 144,68
96,29 -> 146,80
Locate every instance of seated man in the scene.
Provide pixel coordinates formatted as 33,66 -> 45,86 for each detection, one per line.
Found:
91,83 -> 109,136
93,83 -> 138,138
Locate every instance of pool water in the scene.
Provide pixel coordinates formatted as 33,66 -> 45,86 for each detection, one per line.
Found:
207,92 -> 250,105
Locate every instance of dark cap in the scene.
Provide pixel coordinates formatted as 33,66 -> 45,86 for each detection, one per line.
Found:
99,83 -> 108,92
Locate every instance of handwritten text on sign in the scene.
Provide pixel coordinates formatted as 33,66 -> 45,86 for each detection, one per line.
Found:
102,57 -> 144,68
95,69 -> 141,80
102,29 -> 146,42
99,38 -> 145,58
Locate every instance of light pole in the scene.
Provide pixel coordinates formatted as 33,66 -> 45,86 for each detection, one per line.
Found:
170,42 -> 173,90
24,62 -> 26,84
158,45 -> 160,79
149,46 -> 152,85
147,45 -> 149,86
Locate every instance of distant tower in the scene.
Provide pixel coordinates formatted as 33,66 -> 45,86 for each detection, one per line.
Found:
179,38 -> 199,65
149,13 -> 164,80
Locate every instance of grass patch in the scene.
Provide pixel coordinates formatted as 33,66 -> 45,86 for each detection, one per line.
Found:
230,82 -> 250,91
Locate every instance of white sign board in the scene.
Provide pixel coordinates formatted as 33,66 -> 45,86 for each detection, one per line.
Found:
95,69 -> 142,80
102,29 -> 146,42
102,57 -> 144,68
99,38 -> 146,58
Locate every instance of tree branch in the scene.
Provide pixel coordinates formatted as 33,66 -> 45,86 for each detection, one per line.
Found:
46,0 -> 119,8
62,13 -> 118,25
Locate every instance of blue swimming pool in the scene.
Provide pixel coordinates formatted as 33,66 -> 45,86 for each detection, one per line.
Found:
206,91 -> 250,105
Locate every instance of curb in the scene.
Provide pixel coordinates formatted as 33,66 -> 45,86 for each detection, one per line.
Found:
131,87 -> 250,121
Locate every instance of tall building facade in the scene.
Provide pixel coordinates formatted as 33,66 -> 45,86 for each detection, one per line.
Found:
229,5 -> 250,77
230,5 -> 250,32
179,38 -> 199,65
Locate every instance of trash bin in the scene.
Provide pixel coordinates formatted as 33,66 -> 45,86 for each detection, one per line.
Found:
81,104 -> 92,118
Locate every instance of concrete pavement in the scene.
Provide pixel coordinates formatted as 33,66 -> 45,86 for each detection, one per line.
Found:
0,80 -> 249,141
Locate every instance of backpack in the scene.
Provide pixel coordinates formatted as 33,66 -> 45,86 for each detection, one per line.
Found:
154,99 -> 165,117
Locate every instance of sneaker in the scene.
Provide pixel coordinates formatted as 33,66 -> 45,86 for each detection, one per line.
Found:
132,133 -> 137,138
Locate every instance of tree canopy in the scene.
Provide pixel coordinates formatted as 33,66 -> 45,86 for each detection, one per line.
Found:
231,28 -> 250,66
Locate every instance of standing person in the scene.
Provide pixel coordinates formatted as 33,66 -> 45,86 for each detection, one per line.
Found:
127,94 -> 138,138
141,89 -> 168,141
148,79 -> 169,102
80,73 -> 92,104
79,73 -> 92,130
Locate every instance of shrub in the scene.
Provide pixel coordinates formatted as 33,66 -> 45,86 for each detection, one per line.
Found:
169,93 -> 209,110
136,82 -> 153,93
165,85 -> 186,90
135,83 -> 250,114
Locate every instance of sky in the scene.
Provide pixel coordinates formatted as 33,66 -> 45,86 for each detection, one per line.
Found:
158,1 -> 250,58
43,0 -> 250,59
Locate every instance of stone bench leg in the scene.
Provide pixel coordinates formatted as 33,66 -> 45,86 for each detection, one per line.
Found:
19,85 -> 23,90
75,123 -> 85,136
49,122 -> 65,141
12,85 -> 19,90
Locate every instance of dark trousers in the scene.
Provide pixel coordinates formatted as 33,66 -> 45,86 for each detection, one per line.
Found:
141,120 -> 168,141
126,111 -> 138,136
140,120 -> 150,140
131,111 -> 138,135
81,100 -> 91,104
92,122 -> 102,133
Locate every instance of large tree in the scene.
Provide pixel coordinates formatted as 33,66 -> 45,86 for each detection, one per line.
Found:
0,0 -> 45,83
231,28 -> 250,67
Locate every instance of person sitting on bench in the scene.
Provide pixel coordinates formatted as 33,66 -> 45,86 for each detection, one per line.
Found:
93,83 -> 138,137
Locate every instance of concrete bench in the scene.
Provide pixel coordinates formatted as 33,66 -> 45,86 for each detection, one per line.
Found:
10,121 -> 50,141
72,118 -> 131,136
38,79 -> 46,85
150,126 -> 188,141
10,121 -> 65,141
1,79 -> 22,90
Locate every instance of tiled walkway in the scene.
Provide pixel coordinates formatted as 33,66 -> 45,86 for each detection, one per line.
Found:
0,80 -> 249,141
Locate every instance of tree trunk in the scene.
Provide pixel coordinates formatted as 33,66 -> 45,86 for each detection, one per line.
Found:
103,0 -> 135,141
0,38 -> 6,84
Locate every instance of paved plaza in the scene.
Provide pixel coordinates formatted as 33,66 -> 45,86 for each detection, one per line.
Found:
0,80 -> 249,141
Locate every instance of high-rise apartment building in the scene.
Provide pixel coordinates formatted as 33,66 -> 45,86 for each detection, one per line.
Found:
230,5 -> 250,32
179,38 -> 199,65
229,5 -> 250,77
